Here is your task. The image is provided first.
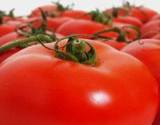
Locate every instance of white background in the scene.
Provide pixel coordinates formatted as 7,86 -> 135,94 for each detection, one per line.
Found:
0,0 -> 159,15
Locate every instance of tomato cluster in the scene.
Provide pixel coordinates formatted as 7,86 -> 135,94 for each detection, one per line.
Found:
0,2 -> 160,125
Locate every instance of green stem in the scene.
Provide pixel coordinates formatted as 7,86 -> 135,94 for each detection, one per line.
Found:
0,34 -> 53,53
54,37 -> 97,66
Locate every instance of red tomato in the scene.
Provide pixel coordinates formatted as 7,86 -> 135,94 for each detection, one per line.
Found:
60,10 -> 91,20
0,38 -> 158,125
105,6 -> 157,23
0,32 -> 20,46
113,16 -> 143,27
0,24 -> 16,37
122,39 -> 160,83
31,4 -> 60,17
56,19 -> 107,36
122,39 -> 160,125
130,7 -> 157,23
141,20 -> 160,38
0,19 -> 23,37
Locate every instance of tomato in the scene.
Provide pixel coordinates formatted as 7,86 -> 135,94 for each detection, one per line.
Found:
0,24 -> 16,37
31,4 -> 60,17
130,7 -> 157,23
56,19 -> 107,36
141,20 -> 160,38
0,19 -> 23,37
113,16 -> 143,27
0,32 -> 21,46
60,10 -> 91,20
122,39 -> 160,83
0,37 -> 158,125
122,39 -> 160,125
105,4 -> 157,23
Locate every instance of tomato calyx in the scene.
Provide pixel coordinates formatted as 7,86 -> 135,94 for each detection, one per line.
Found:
53,1 -> 73,12
54,36 -> 97,65
89,9 -> 113,25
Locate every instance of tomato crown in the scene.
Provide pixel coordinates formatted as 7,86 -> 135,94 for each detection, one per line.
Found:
54,37 -> 97,65
89,9 -> 113,25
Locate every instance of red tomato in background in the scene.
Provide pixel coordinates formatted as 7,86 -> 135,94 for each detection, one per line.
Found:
0,32 -> 21,46
130,7 -> 157,23
105,6 -> 157,23
56,19 -> 107,36
0,24 -> 16,37
122,39 -> 160,125
122,39 -> 160,83
113,16 -> 143,27
0,38 -> 158,125
141,20 -> 160,38
31,4 -> 60,17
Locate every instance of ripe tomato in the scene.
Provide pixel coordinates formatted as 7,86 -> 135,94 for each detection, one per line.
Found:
31,4 -> 60,17
56,19 -> 107,36
0,24 -> 16,37
113,16 -> 143,27
122,39 -> 160,83
0,38 -> 158,125
105,4 -> 157,23
122,39 -> 160,125
141,20 -> 160,38
130,7 -> 157,23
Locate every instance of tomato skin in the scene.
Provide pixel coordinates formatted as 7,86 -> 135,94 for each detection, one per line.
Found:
113,16 -> 143,27
0,25 -> 15,37
122,39 -> 160,83
56,19 -> 107,36
0,32 -> 20,46
47,17 -> 73,32
104,40 -> 127,50
141,20 -> 160,38
0,39 -> 158,125
60,10 -> 91,20
151,14 -> 160,21
152,34 -> 160,40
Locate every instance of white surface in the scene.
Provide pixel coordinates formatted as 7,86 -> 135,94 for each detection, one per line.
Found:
0,0 -> 159,15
